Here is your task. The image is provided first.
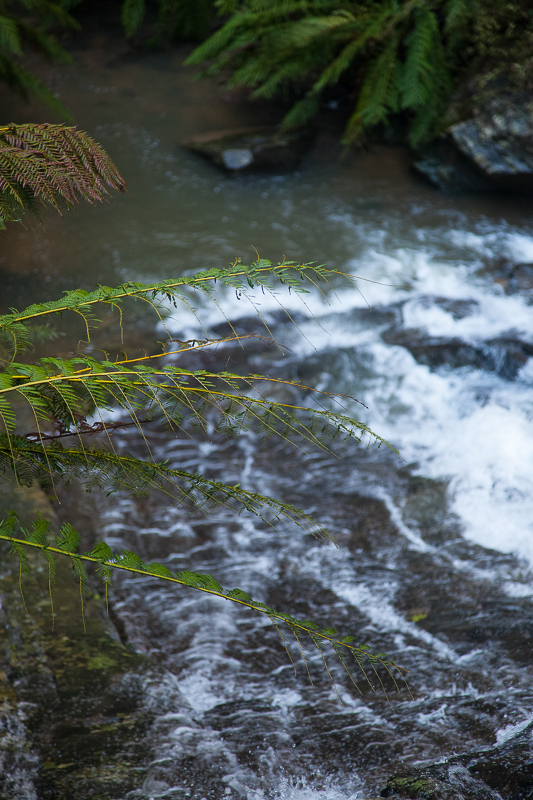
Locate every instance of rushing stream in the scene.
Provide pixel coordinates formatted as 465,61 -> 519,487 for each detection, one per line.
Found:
1,31 -> 533,800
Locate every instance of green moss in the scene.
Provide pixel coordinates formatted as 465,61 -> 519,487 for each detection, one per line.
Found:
386,776 -> 441,798
0,484 -> 153,800
86,654 -> 119,670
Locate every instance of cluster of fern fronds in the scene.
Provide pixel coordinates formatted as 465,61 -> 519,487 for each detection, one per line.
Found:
185,0 -> 533,147
0,260 -> 404,694
3,0 -> 532,148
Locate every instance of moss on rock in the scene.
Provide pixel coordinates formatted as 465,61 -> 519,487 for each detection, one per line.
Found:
0,480 -> 156,800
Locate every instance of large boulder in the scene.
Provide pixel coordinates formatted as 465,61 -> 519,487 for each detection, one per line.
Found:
414,94 -> 533,193
182,125 -> 314,173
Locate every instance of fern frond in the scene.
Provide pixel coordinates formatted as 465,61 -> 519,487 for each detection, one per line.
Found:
343,31 -> 401,143
0,15 -> 22,55
122,0 -> 146,37
0,0 -> 78,111
0,260 -> 403,694
0,260 -> 341,356
400,6 -> 439,110
0,512 -> 407,695
0,54 -> 69,115
188,0 -> 529,147
0,347 -> 395,516
0,123 -> 126,224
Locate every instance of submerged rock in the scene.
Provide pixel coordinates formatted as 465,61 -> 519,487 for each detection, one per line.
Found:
489,261 -> 533,301
414,94 -> 533,193
381,720 -> 533,799
382,328 -> 533,380
182,126 -> 314,173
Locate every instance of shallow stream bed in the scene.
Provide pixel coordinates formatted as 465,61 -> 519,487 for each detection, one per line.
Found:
1,30 -> 533,800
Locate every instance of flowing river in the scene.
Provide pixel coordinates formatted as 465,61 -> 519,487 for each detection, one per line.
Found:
1,31 -> 533,800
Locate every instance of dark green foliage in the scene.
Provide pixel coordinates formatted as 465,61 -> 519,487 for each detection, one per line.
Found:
0,0 -> 80,112
0,263 -> 394,517
186,0 -> 533,146
121,0 -> 215,43
0,123 -> 126,225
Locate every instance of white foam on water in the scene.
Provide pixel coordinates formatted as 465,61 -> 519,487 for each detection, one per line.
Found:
155,226 -> 533,568
336,582 -> 456,660
496,712 -> 533,745
504,232 -> 533,263
248,773 -> 366,800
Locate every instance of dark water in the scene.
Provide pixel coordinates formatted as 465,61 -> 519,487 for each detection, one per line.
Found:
2,32 -> 533,800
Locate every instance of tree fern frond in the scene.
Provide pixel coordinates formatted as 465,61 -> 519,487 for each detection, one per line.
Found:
0,346 -> 395,509
0,15 -> 22,55
0,0 -> 79,109
189,0 -> 532,147
0,54 -> 69,115
0,123 -> 126,224
0,258 -> 403,695
281,91 -> 322,129
0,260 -> 341,356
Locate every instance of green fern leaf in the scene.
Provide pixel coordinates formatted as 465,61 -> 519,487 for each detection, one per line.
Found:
122,0 -> 146,37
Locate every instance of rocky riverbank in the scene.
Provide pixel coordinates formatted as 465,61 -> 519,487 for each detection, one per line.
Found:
414,92 -> 533,195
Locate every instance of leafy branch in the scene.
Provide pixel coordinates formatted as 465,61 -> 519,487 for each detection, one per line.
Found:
0,0 -> 80,112
0,259 -> 371,358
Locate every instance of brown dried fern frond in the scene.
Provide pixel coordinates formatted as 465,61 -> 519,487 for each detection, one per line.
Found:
0,123 -> 126,224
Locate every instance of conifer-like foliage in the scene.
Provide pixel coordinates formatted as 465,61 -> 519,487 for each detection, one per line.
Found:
0,123 -> 126,225
186,0 -> 533,147
0,0 -> 79,112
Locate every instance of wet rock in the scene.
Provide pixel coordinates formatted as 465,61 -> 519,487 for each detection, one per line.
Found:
492,262 -> 533,300
382,328 -> 533,379
381,720 -> 533,799
507,263 -> 533,295
413,136 -> 492,193
182,126 -> 314,173
0,481 -> 158,800
414,94 -> 533,193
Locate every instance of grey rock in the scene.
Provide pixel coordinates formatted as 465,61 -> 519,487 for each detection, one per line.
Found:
381,720 -> 533,799
414,136 -> 493,192
414,94 -> 533,193
382,327 -> 533,380
182,125 -> 314,173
